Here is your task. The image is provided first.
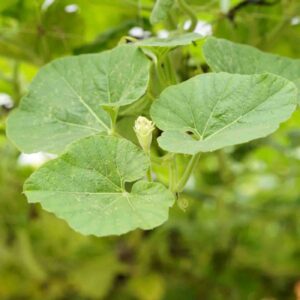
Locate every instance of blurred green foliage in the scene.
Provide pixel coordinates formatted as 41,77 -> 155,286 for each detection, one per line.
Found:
1,0 -> 300,299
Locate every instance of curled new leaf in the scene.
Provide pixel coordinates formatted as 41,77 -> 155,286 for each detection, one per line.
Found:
151,72 -> 297,154
24,135 -> 175,237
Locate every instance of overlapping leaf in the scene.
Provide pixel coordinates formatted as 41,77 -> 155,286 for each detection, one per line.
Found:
137,33 -> 202,58
151,73 -> 297,154
24,135 -> 174,237
7,45 -> 151,154
203,37 -> 300,100
137,33 -> 202,48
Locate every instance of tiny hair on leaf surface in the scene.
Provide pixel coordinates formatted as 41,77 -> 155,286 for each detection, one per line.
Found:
151,72 -> 297,154
203,37 -> 300,101
6,44 -> 151,154
24,135 -> 175,237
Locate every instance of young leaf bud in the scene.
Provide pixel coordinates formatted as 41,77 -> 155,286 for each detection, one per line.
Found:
134,116 -> 155,153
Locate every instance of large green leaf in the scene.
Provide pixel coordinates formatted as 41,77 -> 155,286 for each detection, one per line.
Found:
150,0 -> 175,25
7,45 -> 151,154
24,135 -> 174,237
203,37 -> 300,99
151,73 -> 297,154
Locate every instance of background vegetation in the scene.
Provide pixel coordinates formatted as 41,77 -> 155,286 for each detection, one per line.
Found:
1,0 -> 300,299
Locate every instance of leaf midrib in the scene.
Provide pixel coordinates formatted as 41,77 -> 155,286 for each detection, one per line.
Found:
52,64 -> 110,131
202,84 -> 291,143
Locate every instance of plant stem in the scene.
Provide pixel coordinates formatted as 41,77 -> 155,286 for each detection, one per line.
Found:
168,155 -> 177,192
151,153 -> 173,164
176,153 -> 201,193
156,61 -> 168,89
104,106 -> 119,135
165,55 -> 178,84
177,0 -> 198,32
146,167 -> 153,182
146,150 -> 153,182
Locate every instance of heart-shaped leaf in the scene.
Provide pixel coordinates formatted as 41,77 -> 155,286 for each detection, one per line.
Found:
24,135 -> 174,237
7,45 -> 151,154
151,73 -> 297,154
203,37 -> 300,100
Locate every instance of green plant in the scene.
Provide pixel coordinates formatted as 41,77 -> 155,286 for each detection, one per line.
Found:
5,13 -> 300,237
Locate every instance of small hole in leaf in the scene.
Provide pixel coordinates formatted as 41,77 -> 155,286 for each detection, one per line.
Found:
185,130 -> 201,141
124,181 -> 133,192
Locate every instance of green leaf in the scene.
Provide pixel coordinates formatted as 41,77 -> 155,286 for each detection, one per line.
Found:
24,135 -> 174,237
150,0 -> 175,25
151,73 -> 297,154
136,33 -> 202,58
203,37 -> 300,100
6,45 -> 151,154
137,33 -> 202,48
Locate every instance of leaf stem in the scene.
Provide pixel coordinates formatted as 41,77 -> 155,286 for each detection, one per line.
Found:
104,106 -> 119,135
165,55 -> 178,84
176,153 -> 201,192
145,150 -> 153,182
146,167 -> 153,182
156,61 -> 168,89
151,153 -> 173,164
168,155 -> 177,192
